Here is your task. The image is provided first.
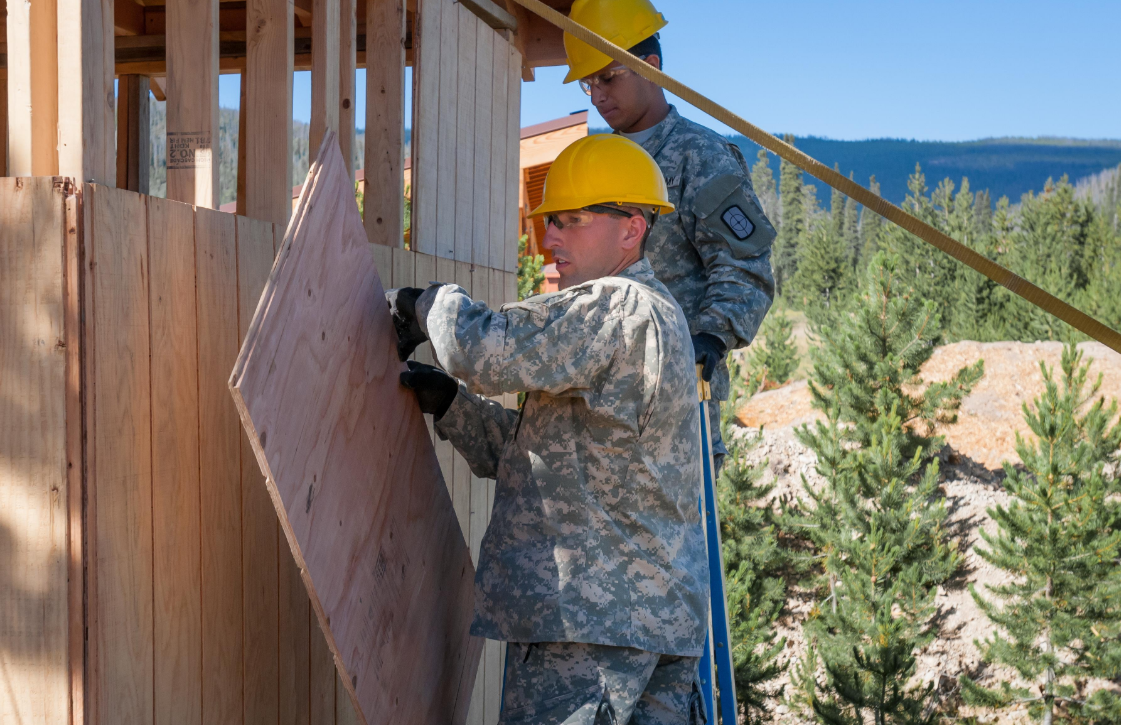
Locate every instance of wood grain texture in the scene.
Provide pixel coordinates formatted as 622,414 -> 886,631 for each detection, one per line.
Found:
245,0 -> 294,224
0,75 -> 7,175
505,44 -> 522,272
56,0 -> 115,183
310,617 -> 337,725
88,184 -> 154,725
488,39 -> 510,271
116,75 -> 151,194
235,213 -> 281,725
453,7 -> 477,263
363,0 -> 407,248
433,0 -> 459,261
0,178 -> 70,723
166,0 -> 219,206
310,0 -> 341,160
279,550 -> 312,725
196,199 -> 245,725
230,134 -> 482,725
148,196 -> 203,725
471,23 -> 493,268
408,0 -> 440,255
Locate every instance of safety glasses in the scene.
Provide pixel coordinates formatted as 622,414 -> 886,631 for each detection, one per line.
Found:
544,205 -> 636,230
578,58 -> 647,96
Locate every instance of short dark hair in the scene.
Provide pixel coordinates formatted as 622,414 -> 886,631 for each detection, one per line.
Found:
628,33 -> 662,66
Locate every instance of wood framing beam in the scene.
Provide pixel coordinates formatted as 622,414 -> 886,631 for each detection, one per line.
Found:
0,75 -> 7,175
57,0 -> 115,183
149,75 -> 166,101
245,0 -> 294,224
309,0 -> 340,161
114,0 -> 145,34
5,0 -> 58,176
115,74 -> 150,193
364,0 -> 405,247
339,0 -> 357,176
166,0 -> 219,206
460,0 -> 515,31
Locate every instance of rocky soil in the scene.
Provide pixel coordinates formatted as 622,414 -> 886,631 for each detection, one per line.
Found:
731,341 -> 1121,723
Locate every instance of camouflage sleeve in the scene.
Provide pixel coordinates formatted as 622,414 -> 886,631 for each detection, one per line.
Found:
685,144 -> 777,350
415,282 -> 622,397
433,383 -> 519,479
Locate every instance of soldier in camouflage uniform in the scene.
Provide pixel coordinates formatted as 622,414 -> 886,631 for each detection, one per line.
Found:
386,135 -> 708,724
565,0 -> 777,469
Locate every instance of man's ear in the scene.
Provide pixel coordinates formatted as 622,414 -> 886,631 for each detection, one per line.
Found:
619,215 -> 649,251
644,54 -> 662,72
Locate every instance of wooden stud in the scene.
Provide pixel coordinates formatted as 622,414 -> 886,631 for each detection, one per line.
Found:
245,0 -> 294,224
279,552 -> 311,725
489,37 -> 509,271
89,184 -> 154,725
148,196 -> 203,725
434,0 -> 459,260
310,0 -> 341,160
0,74 -> 7,175
454,8 -> 478,263
236,215 -> 280,725
236,76 -> 248,216
364,0 -> 407,247
116,75 -> 151,194
339,0 -> 358,176
472,23 -> 494,268
166,0 -> 220,206
5,0 -> 58,175
196,205 -> 245,725
59,0 -> 116,182
0,178 -> 70,724
336,672 -> 361,725
409,0 -> 441,255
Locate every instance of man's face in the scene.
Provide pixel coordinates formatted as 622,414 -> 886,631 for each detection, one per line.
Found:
541,210 -> 645,289
583,56 -> 661,132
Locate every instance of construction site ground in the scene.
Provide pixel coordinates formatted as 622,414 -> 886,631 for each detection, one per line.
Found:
733,340 -> 1121,723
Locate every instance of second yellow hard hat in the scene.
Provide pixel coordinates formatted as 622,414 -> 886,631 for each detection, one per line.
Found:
529,134 -> 675,218
563,0 -> 668,84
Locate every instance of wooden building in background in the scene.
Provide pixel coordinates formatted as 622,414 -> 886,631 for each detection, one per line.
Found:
0,1 -> 576,723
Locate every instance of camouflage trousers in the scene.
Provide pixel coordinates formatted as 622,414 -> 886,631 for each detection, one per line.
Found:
499,642 -> 706,725
708,399 -> 726,478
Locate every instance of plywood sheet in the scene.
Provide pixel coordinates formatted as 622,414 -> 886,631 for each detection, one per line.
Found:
230,133 -> 481,725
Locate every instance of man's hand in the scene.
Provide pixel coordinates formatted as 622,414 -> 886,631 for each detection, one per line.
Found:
385,287 -> 428,361
692,333 -> 727,383
399,361 -> 459,419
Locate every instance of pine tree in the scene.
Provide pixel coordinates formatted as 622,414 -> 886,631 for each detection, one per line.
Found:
751,149 -> 779,222
744,310 -> 800,395
774,134 -> 805,296
517,234 -> 545,300
860,176 -> 885,262
844,173 -> 861,270
781,253 -> 978,724
962,345 -> 1121,724
790,225 -> 852,320
719,353 -> 787,720
831,163 -> 847,242
972,189 -> 992,243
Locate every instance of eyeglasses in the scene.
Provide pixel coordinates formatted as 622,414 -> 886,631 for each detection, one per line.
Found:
544,205 -> 636,230
578,58 -> 647,96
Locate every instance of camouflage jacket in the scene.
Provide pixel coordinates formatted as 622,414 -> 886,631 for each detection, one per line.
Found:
416,258 -> 709,656
633,105 -> 776,400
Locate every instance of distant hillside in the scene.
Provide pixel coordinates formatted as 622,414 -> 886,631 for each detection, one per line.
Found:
732,135 -> 1121,206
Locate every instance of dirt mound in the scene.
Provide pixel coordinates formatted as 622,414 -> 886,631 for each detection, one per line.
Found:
731,341 -> 1121,722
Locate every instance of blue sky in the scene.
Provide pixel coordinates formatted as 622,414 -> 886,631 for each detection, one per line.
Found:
217,0 -> 1120,142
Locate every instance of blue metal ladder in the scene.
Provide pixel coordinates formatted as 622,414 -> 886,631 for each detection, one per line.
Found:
696,368 -> 737,724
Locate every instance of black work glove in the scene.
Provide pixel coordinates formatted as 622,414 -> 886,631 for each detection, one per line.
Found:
385,286 -> 428,361
692,333 -> 727,383
399,360 -> 459,419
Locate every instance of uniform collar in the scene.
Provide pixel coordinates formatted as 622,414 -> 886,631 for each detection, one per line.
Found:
614,257 -> 656,285
628,105 -> 681,159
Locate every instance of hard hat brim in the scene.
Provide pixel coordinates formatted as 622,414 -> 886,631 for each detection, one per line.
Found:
562,13 -> 668,84
529,195 -> 675,218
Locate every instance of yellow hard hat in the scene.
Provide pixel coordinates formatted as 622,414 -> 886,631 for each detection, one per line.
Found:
528,134 -> 674,217
563,0 -> 668,83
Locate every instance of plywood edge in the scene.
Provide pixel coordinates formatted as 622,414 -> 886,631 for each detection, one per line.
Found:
228,134 -> 370,725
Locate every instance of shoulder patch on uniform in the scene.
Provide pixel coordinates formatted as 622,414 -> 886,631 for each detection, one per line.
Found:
721,206 -> 755,240
692,173 -> 742,218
